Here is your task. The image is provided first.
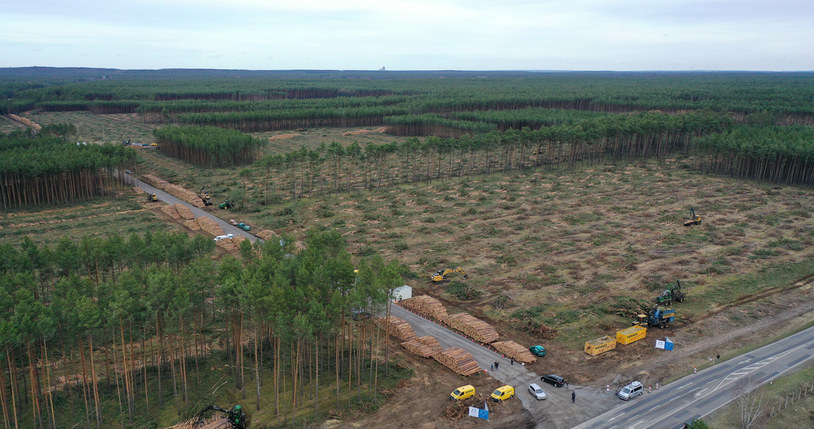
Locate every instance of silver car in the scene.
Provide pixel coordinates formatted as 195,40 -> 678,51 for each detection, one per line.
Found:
528,383 -> 547,400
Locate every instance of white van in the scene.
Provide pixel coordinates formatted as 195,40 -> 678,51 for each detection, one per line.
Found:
617,381 -> 643,400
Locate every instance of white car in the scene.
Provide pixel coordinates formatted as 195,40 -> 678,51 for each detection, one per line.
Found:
528,383 -> 547,400
213,234 -> 235,241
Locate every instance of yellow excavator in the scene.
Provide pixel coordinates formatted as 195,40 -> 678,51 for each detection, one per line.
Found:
683,208 -> 702,226
147,193 -> 159,202
430,268 -> 468,282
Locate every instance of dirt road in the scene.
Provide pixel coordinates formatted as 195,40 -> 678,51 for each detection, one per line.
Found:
391,304 -> 617,428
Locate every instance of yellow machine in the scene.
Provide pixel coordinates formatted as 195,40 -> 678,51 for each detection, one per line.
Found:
430,268 -> 468,282
147,193 -> 159,202
683,208 -> 702,226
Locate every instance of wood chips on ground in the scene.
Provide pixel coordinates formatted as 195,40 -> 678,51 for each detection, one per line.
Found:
491,340 -> 537,363
433,347 -> 481,376
400,295 -> 448,322
446,312 -> 499,344
342,127 -> 387,136
269,133 -> 299,140
401,335 -> 442,358
174,204 -> 194,219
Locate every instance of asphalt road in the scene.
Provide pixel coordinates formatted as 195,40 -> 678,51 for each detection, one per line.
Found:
572,324 -> 814,429
390,304 -> 617,428
128,174 -> 261,243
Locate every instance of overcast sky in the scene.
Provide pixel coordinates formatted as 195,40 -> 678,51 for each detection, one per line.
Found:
2,0 -> 812,71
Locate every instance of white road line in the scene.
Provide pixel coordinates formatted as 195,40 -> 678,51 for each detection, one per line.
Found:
629,419 -> 645,429
609,413 -> 624,421
694,388 -> 708,398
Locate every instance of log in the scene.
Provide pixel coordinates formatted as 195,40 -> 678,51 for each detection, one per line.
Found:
433,347 -> 481,376
160,204 -> 180,219
167,417 -> 232,429
400,295 -> 448,322
256,229 -> 277,241
376,316 -> 416,342
401,335 -> 442,358
446,313 -> 499,344
491,340 -> 536,363
196,217 -> 224,237
174,204 -> 195,220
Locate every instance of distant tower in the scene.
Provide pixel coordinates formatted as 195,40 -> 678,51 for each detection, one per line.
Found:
379,66 -> 386,71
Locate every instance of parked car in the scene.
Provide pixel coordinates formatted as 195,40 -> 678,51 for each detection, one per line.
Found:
527,383 -> 546,400
213,234 -> 235,241
540,374 -> 566,387
450,385 -> 475,401
617,381 -> 643,401
237,222 -> 251,231
529,345 -> 546,357
490,385 -> 515,402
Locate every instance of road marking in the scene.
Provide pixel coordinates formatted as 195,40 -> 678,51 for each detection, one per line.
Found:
629,419 -> 645,429
608,412 -> 624,421
676,383 -> 692,390
737,359 -> 749,364
694,388 -> 708,398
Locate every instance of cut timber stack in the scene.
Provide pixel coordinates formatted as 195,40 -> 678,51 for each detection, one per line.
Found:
446,313 -> 499,344
401,335 -> 442,358
256,229 -> 277,241
400,295 -> 448,322
378,316 -> 417,342
196,217 -> 224,237
174,204 -> 194,220
434,347 -> 481,376
492,340 -> 536,363
141,174 -> 204,208
160,204 -> 180,219
183,219 -> 201,231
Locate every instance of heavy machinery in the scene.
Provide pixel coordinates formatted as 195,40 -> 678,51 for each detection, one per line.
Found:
430,268 -> 468,282
199,187 -> 213,206
683,208 -> 702,226
655,280 -> 686,306
636,305 -> 675,329
219,200 -> 234,210
147,193 -> 159,202
192,404 -> 247,429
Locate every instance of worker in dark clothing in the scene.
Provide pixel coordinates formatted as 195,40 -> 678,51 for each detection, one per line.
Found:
572,391 -> 576,403
495,361 -> 499,370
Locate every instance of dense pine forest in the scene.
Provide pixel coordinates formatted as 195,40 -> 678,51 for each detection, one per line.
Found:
0,229 -> 405,429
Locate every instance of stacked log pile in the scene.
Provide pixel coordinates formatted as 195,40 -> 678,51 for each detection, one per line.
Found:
174,204 -> 195,219
377,316 -> 417,342
401,335 -> 442,358
400,295 -> 448,321
160,204 -> 180,219
141,174 -> 204,208
492,340 -> 537,363
433,347 -> 481,376
196,217 -> 224,237
183,219 -> 201,231
256,229 -> 277,241
446,313 -> 499,344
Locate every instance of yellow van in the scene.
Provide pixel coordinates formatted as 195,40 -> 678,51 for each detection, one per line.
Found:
490,385 -> 515,401
450,385 -> 476,400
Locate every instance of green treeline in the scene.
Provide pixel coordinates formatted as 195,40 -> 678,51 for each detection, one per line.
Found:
0,229 -> 403,428
253,111 -> 733,200
696,125 -> 814,185
176,106 -> 410,132
5,72 -> 814,121
152,126 -> 266,167
0,131 -> 136,210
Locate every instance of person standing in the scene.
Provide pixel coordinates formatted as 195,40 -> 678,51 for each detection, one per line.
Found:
571,391 -> 576,403
495,361 -> 499,370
